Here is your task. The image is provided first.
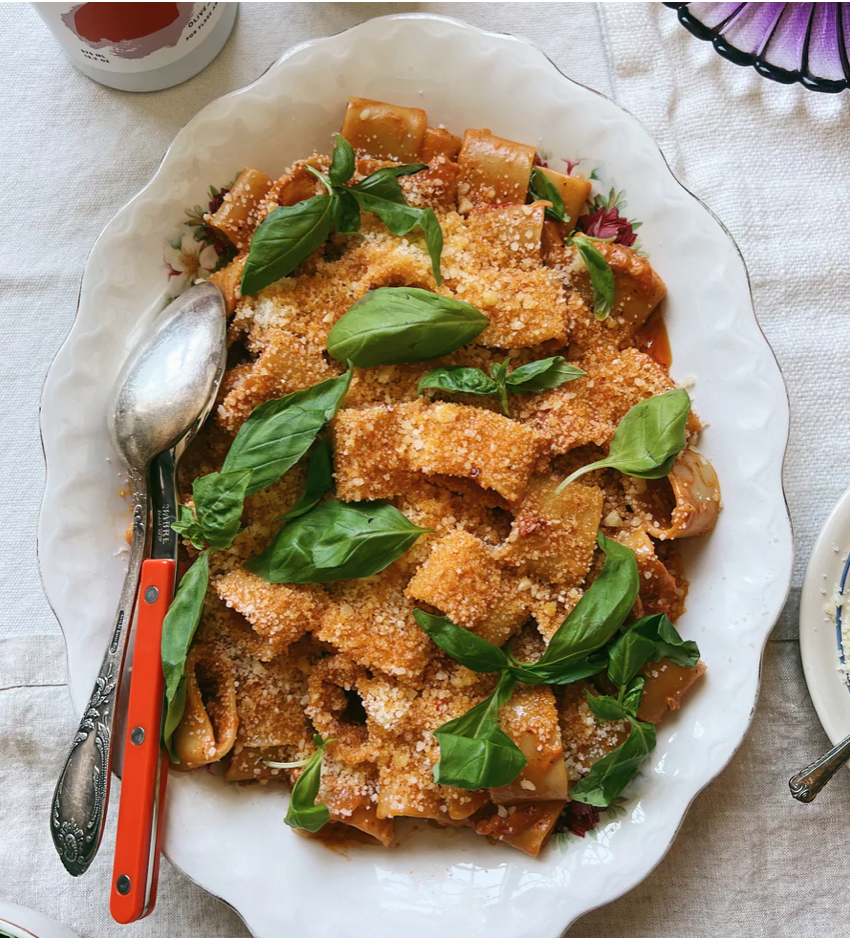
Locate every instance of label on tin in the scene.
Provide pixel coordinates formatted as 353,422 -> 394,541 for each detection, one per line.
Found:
36,2 -> 226,73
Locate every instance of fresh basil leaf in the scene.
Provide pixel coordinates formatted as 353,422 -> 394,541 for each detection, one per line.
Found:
192,469 -> 251,550
520,534 -> 639,683
304,164 -> 333,195
576,238 -> 615,321
350,165 -> 444,285
246,500 -> 431,584
331,188 -> 361,236
509,650 -> 608,686
432,671 -> 527,790
651,616 -> 701,668
417,208 -> 445,288
326,287 -> 489,368
285,734 -> 334,832
352,163 -> 428,202
417,366 -> 497,397
162,550 -> 210,762
413,606 -> 609,687
328,134 -> 356,187
607,629 -> 658,689
413,609 -> 510,673
279,438 -> 333,521
241,194 -> 333,295
417,357 -> 583,417
570,717 -> 656,807
557,389 -> 690,491
505,356 -> 586,393
607,612 -> 700,687
489,361 -> 510,416
585,692 -> 629,723
529,167 -> 567,223
223,371 -> 351,495
622,675 -> 646,716
172,504 -> 206,551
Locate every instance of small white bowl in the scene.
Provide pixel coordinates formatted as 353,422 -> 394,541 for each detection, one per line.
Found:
800,487 -> 850,747
0,903 -> 79,938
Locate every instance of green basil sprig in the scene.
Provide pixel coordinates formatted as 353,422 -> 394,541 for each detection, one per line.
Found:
413,534 -> 638,789
413,609 -> 513,673
279,438 -> 333,522
514,534 -> 640,683
172,373 -> 350,552
419,355 -> 585,417
505,357 -> 587,393
162,549 -> 210,762
172,471 -> 250,552
331,188 -> 361,236
606,612 -> 699,688
284,734 -> 335,832
570,613 -> 701,807
574,236 -> 616,321
241,135 -> 444,295
189,469 -> 252,550
346,163 -> 444,286
530,169 -> 616,321
171,505 -> 206,551
413,611 -> 608,688
556,388 -> 690,492
246,500 -> 432,584
223,371 -> 351,495
327,287 -> 489,368
529,171 -> 615,319
415,534 -> 635,687
570,711 -> 656,807
529,167 -> 568,223
432,671 -> 527,790
328,135 -> 355,186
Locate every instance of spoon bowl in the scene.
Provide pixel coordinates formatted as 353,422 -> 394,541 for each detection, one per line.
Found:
109,281 -> 227,470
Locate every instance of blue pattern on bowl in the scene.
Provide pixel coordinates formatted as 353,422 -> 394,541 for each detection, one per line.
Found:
834,550 -> 850,689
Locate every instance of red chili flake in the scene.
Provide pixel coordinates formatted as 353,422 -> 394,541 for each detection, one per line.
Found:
557,801 -> 601,838
576,206 -> 637,247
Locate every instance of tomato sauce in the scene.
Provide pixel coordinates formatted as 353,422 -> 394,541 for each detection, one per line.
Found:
635,312 -> 672,368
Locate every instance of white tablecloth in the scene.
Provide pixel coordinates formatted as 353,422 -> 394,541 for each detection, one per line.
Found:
2,3 -> 847,936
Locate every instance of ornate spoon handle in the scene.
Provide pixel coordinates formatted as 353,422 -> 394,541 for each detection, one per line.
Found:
50,472 -> 147,876
789,731 -> 850,803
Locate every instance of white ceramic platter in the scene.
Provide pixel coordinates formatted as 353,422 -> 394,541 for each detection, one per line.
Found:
39,14 -> 793,938
800,488 -> 850,748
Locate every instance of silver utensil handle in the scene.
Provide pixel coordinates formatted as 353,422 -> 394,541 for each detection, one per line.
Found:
789,731 -> 850,803
50,476 -> 147,876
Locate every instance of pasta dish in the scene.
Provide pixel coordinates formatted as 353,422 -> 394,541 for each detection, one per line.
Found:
163,97 -> 721,858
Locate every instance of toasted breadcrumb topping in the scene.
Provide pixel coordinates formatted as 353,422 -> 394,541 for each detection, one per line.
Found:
174,108 -> 715,856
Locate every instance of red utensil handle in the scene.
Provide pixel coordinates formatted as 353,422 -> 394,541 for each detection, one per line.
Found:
111,558 -> 174,924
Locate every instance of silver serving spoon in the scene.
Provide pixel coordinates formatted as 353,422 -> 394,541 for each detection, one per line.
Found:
50,282 -> 227,876
789,732 -> 850,803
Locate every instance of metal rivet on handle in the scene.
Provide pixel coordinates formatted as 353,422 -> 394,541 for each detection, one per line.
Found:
131,727 -> 145,746
144,586 -> 159,604
116,875 -> 131,895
